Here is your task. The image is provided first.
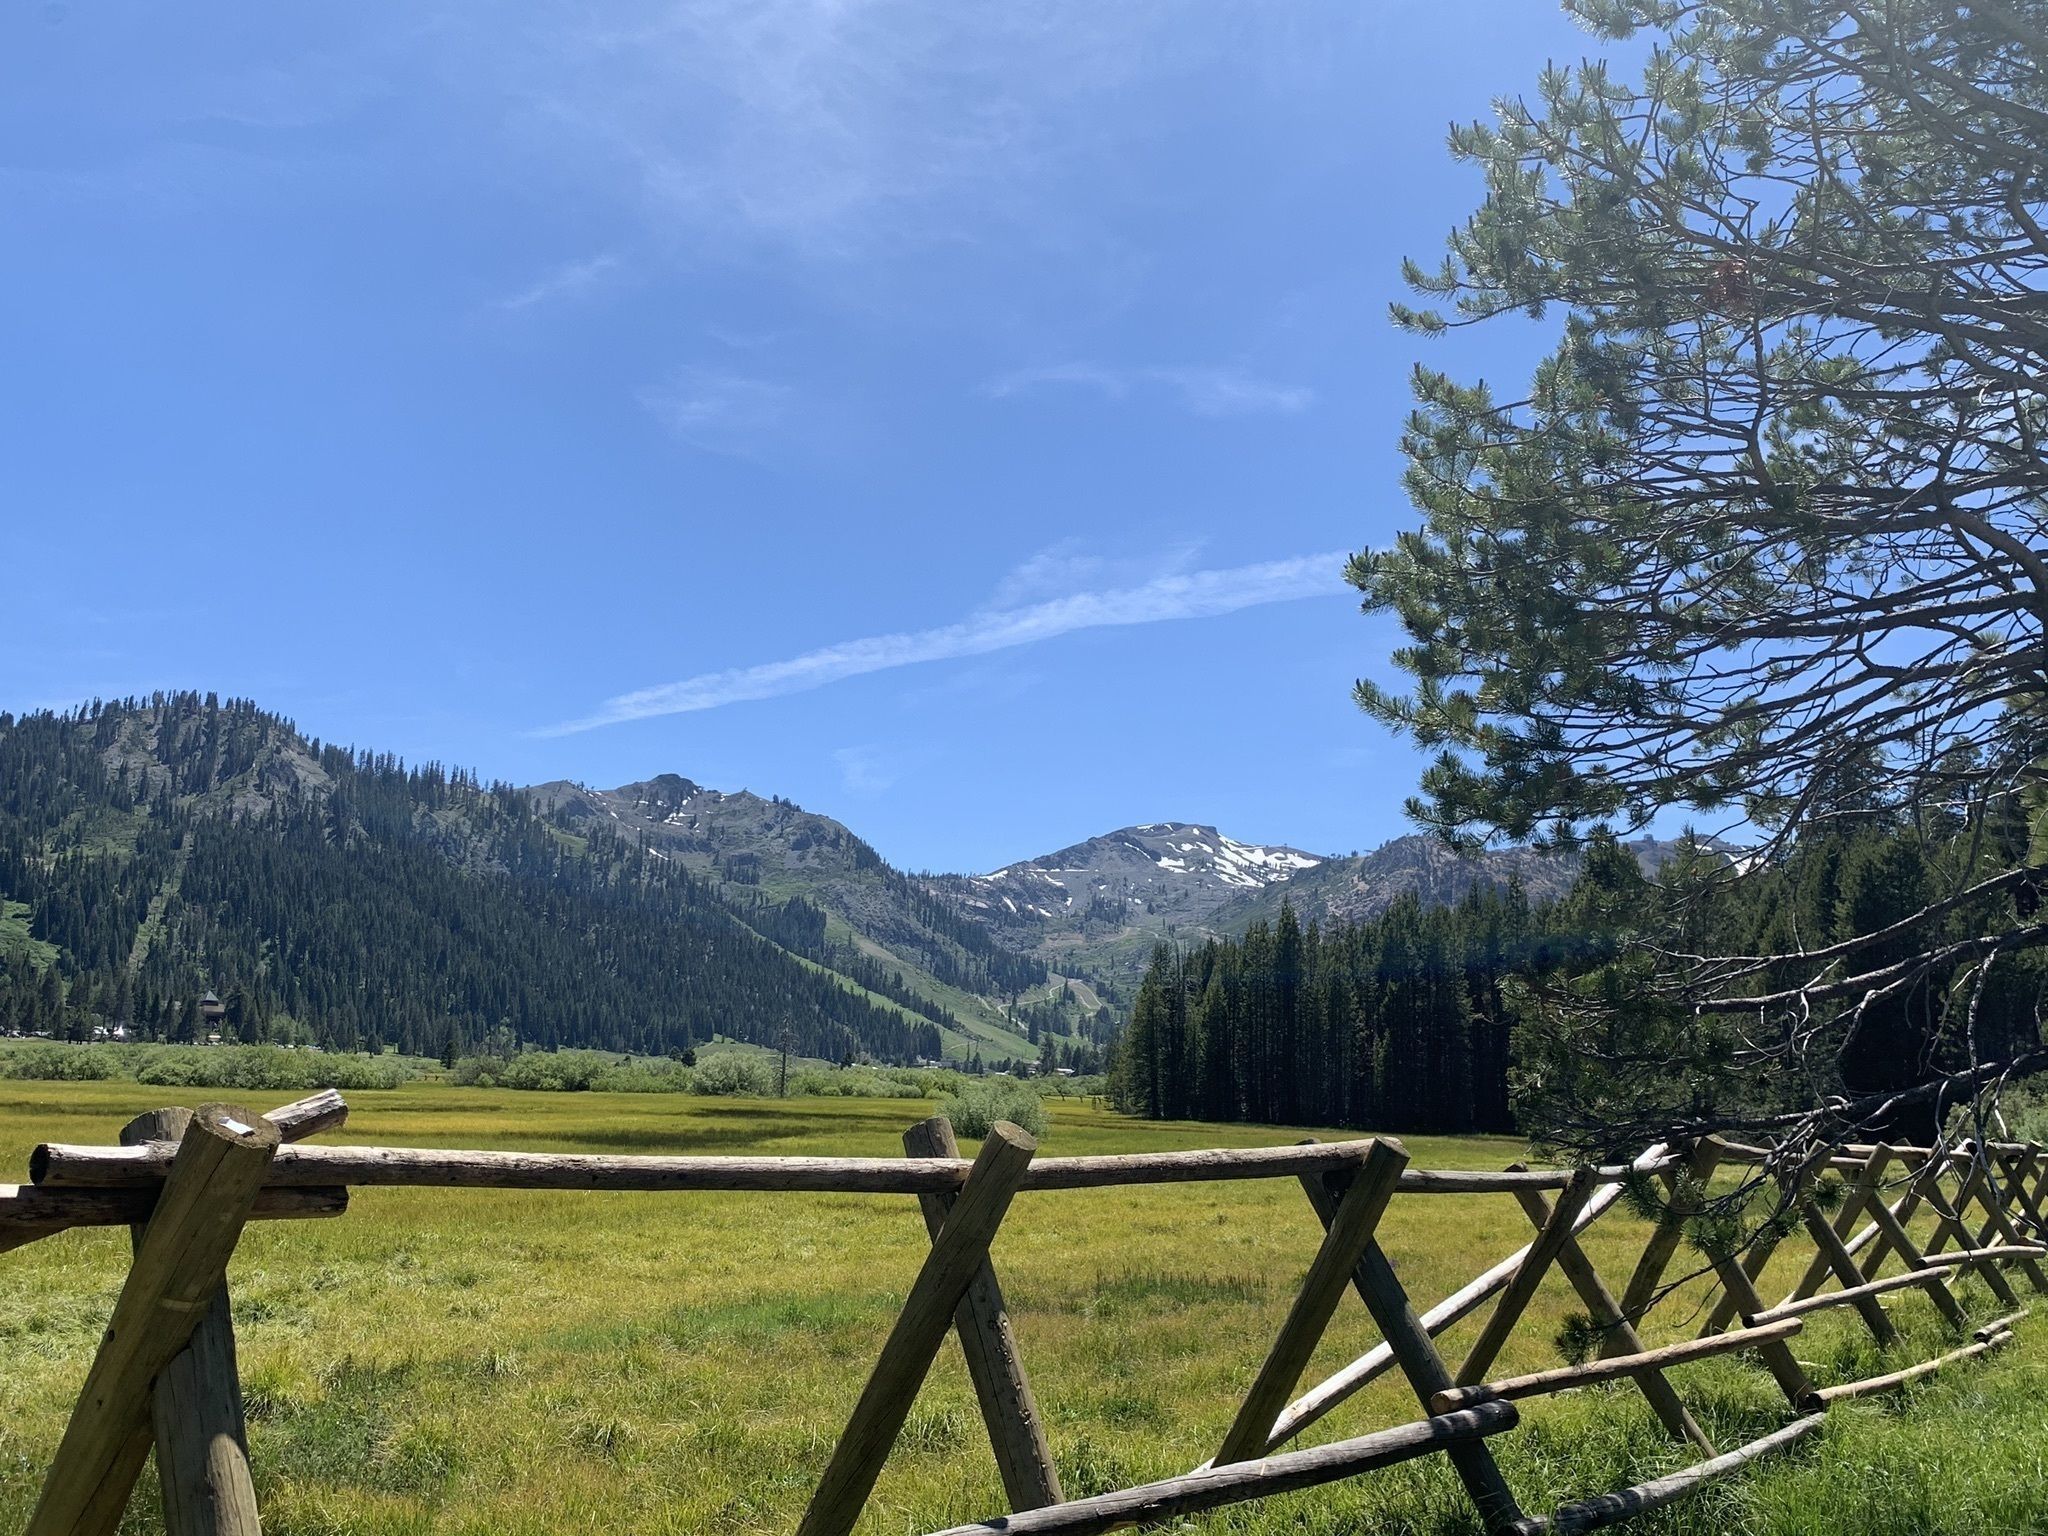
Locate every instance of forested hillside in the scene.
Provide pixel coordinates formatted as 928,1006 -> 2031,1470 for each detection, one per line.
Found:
527,776 -> 1061,1056
1110,885 -> 1542,1135
1114,820 -> 2048,1140
0,695 -> 946,1063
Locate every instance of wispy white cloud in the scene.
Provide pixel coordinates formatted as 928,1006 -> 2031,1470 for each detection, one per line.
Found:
986,537 -> 1205,608
498,252 -> 621,311
833,744 -> 898,795
705,323 -> 789,351
540,549 -> 1348,734
1148,367 -> 1316,416
23,3 -> 1359,302
986,361 -> 1129,399
492,2 -> 1202,264
637,366 -> 795,457
983,363 -> 1313,417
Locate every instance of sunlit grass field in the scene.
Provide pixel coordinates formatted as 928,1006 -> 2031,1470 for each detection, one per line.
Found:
2,1082 -> 2045,1535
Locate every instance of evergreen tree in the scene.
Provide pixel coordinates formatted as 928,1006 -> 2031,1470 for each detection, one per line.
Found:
1352,0 -> 2048,1151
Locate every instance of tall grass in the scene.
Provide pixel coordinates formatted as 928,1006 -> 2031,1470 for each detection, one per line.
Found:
0,1083 -> 2036,1534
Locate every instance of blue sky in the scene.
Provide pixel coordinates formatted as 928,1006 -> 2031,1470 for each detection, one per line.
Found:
3,2 -> 1605,873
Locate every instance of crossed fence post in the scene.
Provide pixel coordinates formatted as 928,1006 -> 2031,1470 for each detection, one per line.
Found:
1913,1151 -> 2024,1306
1292,1140 -> 1527,1530
10,1092 -> 349,1536
825,1131 -> 1527,1534
1563,1139 -> 1817,1411
798,1123 -> 1039,1536
902,1116 -> 1063,1511
1950,1146 -> 2048,1294
26,1106 -> 282,1536
1838,1147 -> 1967,1330
1507,1172 -> 1714,1454
1666,1134 -> 2048,1401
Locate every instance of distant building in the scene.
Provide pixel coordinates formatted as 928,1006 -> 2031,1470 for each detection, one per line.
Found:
199,991 -> 227,1026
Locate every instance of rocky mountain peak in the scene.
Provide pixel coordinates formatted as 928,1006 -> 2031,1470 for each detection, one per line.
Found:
617,773 -> 710,821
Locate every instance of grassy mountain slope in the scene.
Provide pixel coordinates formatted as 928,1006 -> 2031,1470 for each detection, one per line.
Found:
0,696 -> 977,1064
527,775 -> 1049,1054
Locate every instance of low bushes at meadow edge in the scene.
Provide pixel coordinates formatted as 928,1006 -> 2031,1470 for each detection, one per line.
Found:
0,1037 -> 1105,1117
451,1050 -> 936,1098
460,1048 -> 1097,1114
451,1049 -> 698,1094
940,1077 -> 1051,1139
0,1039 -> 421,1091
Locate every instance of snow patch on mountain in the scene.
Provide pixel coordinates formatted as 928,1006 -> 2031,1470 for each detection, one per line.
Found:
961,821 -> 1328,924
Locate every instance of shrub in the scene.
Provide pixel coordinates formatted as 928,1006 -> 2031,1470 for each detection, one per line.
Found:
129,1045 -> 420,1092
689,1054 -> 772,1097
1953,1075 -> 2048,1144
0,1040 -> 424,1090
450,1050 -> 697,1092
449,1054 -> 498,1087
587,1060 -> 695,1093
784,1069 -> 901,1098
940,1079 -> 1049,1140
1033,1073 -> 1107,1100
132,1050 -> 213,1088
500,1051 -> 605,1091
323,1056 -> 415,1090
0,1043 -> 122,1081
879,1067 -> 962,1099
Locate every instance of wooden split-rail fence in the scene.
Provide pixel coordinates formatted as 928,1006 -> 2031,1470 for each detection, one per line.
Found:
4,1092 -> 2045,1536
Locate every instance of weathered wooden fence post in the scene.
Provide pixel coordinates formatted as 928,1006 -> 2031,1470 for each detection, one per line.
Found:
1619,1139 -> 1718,1325
1697,1140 -> 1800,1337
26,1104 -> 281,1536
902,1116 -> 1063,1512
1695,1242 -> 1817,1410
1779,1147 -> 1885,1311
1848,1161 -> 1931,1277
119,1107 -> 264,1536
797,1122 -> 1037,1536
1296,1141 -> 1526,1532
1853,1148 -> 1966,1330
1457,1169 -> 1597,1386
1510,1175 -> 1714,1454
1700,1232 -> 1786,1335
1915,1155 -> 2022,1306
1953,1151 -> 2048,1294
1994,1144 -> 2048,1238
1785,1162 -> 1896,1346
1213,1139 -> 1404,1467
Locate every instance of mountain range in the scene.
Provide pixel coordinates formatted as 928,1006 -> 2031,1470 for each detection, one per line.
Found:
0,694 -> 1681,1066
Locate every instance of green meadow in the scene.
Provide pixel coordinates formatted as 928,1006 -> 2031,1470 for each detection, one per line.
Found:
1,1083 -> 2043,1535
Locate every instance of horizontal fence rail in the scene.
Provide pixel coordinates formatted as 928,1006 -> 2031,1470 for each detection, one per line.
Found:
26,1137 -> 1663,1194
6,1095 -> 2044,1536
